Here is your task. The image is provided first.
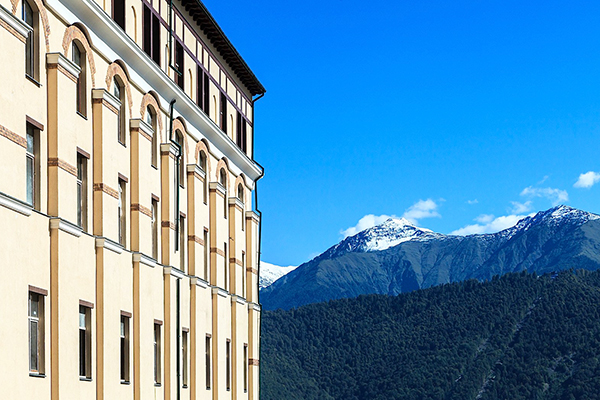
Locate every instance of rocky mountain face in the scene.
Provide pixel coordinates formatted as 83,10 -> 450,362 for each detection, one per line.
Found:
260,205 -> 600,310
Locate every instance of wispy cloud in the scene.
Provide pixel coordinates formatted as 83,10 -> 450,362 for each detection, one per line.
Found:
467,199 -> 479,205
451,214 -> 529,236
520,186 -> 568,205
340,214 -> 398,238
510,200 -> 533,214
574,171 -> 600,189
402,199 -> 441,224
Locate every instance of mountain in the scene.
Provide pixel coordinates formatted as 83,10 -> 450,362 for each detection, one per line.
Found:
261,269 -> 600,400
259,262 -> 298,289
261,205 -> 600,310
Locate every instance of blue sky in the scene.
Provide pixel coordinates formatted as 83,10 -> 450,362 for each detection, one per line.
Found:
203,0 -> 600,266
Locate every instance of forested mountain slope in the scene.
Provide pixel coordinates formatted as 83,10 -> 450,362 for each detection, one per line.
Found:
261,270 -> 600,399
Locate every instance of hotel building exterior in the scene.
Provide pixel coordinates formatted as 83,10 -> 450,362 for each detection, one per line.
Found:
0,0 -> 265,397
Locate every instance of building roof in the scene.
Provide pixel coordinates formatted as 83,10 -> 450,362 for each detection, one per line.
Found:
181,0 -> 266,96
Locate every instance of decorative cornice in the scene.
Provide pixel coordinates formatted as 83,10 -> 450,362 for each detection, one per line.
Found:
246,267 -> 258,275
130,118 -> 153,140
46,52 -> 81,81
228,197 -> 244,211
210,247 -> 225,257
170,267 -> 186,279
196,278 -> 208,289
249,302 -> 261,312
0,4 -> 31,41
188,234 -> 205,246
245,210 -> 260,223
49,218 -> 82,237
186,164 -> 206,180
231,295 -> 246,305
0,191 -> 32,216
160,143 -> 179,157
212,287 -> 228,298
132,252 -> 158,268
209,182 -> 226,197
161,220 -> 176,231
91,88 -> 121,113
95,237 -> 124,254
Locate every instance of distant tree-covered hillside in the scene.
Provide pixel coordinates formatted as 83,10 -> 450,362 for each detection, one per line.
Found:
261,270 -> 600,399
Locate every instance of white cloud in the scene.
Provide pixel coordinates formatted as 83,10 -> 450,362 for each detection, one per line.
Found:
340,214 -> 398,238
451,214 -> 529,236
467,199 -> 479,205
510,200 -> 533,214
574,171 -> 600,189
520,186 -> 568,205
475,214 -> 495,224
402,199 -> 441,224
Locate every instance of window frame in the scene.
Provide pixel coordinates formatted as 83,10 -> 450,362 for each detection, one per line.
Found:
79,304 -> 92,380
154,321 -> 162,385
113,77 -> 127,146
182,328 -> 189,388
205,335 -> 211,390
77,153 -> 88,230
112,0 -> 126,30
22,0 -> 38,80
25,123 -> 40,209
28,290 -> 46,376
118,178 -> 127,247
120,313 -> 131,383
72,41 -> 87,117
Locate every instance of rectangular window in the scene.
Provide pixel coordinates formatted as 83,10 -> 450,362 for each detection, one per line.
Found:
79,305 -> 92,379
242,252 -> 246,298
205,335 -> 211,389
152,198 -> 159,260
236,111 -> 242,149
220,92 -> 227,133
242,121 -> 247,154
182,329 -> 188,387
226,339 -> 231,391
28,291 -> 45,374
22,1 -> 36,79
180,214 -> 186,272
25,123 -> 40,209
112,0 -> 125,30
244,344 -> 248,393
154,322 -> 162,384
77,154 -> 87,230
203,229 -> 208,281
120,314 -> 130,383
72,43 -> 86,116
203,72 -> 210,114
143,5 -> 161,66
224,242 -> 228,291
175,41 -> 184,89
118,179 -> 126,246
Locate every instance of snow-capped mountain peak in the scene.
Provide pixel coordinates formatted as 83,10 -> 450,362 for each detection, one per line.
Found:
331,217 -> 443,255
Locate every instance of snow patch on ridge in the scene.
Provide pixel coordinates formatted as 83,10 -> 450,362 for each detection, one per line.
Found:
259,262 -> 298,289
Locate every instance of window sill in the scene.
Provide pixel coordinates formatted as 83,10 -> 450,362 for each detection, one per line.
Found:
26,74 -> 41,87
76,111 -> 88,120
79,377 -> 93,382
151,164 -> 158,170
29,372 -> 46,378
154,383 -> 161,387
119,140 -> 127,148
121,380 -> 130,385
182,385 -> 188,389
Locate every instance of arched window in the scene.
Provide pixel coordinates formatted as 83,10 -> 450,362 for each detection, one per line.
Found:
72,42 -> 86,116
22,0 -> 38,79
113,77 -> 126,144
175,130 -> 184,187
146,106 -> 157,166
199,151 -> 207,204
219,168 -> 227,219
237,184 -> 244,203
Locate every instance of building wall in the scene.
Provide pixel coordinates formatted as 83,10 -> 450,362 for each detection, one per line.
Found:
0,0 -> 263,398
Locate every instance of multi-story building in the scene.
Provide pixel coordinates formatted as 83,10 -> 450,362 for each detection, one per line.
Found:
0,0 -> 265,398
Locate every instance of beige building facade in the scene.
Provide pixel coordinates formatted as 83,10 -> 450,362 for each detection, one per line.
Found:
0,0 -> 265,398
